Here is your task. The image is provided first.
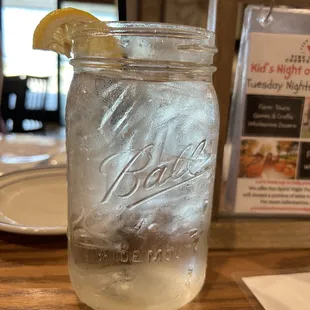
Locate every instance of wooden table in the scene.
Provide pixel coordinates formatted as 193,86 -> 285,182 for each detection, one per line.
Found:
0,232 -> 309,310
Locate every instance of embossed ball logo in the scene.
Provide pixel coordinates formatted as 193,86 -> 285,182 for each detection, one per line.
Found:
98,140 -> 212,209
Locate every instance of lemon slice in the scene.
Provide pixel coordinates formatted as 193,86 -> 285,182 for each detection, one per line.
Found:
33,7 -> 123,58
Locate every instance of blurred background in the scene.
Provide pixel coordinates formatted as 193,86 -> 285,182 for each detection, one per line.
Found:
0,0 -> 118,132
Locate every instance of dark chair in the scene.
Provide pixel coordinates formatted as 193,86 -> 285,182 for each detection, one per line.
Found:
0,75 -> 49,133
1,76 -> 27,132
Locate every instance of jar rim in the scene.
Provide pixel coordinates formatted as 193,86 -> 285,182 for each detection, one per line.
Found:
72,21 -> 216,49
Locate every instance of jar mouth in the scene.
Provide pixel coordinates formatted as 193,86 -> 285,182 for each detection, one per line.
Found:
71,21 -> 217,72
72,21 -> 215,46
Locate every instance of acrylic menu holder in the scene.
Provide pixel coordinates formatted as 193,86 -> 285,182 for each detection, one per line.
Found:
221,5 -> 310,218
204,5 -> 310,250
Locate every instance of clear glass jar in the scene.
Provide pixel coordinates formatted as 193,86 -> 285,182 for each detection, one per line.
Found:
66,22 -> 219,310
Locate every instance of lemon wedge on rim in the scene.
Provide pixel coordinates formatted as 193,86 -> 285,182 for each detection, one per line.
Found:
33,7 -> 123,58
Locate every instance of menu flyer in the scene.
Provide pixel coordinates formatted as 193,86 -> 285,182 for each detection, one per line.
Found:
235,33 -> 310,215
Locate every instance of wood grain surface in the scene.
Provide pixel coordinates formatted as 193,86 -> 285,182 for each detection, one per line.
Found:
209,218 -> 310,249
1,232 -> 309,310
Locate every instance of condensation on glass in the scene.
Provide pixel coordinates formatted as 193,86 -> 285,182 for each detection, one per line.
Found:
66,22 -> 219,310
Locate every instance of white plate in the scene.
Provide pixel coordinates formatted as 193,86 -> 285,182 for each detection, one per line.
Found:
0,166 -> 67,235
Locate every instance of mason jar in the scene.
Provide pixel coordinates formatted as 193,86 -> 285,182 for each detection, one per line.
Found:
66,22 -> 219,310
